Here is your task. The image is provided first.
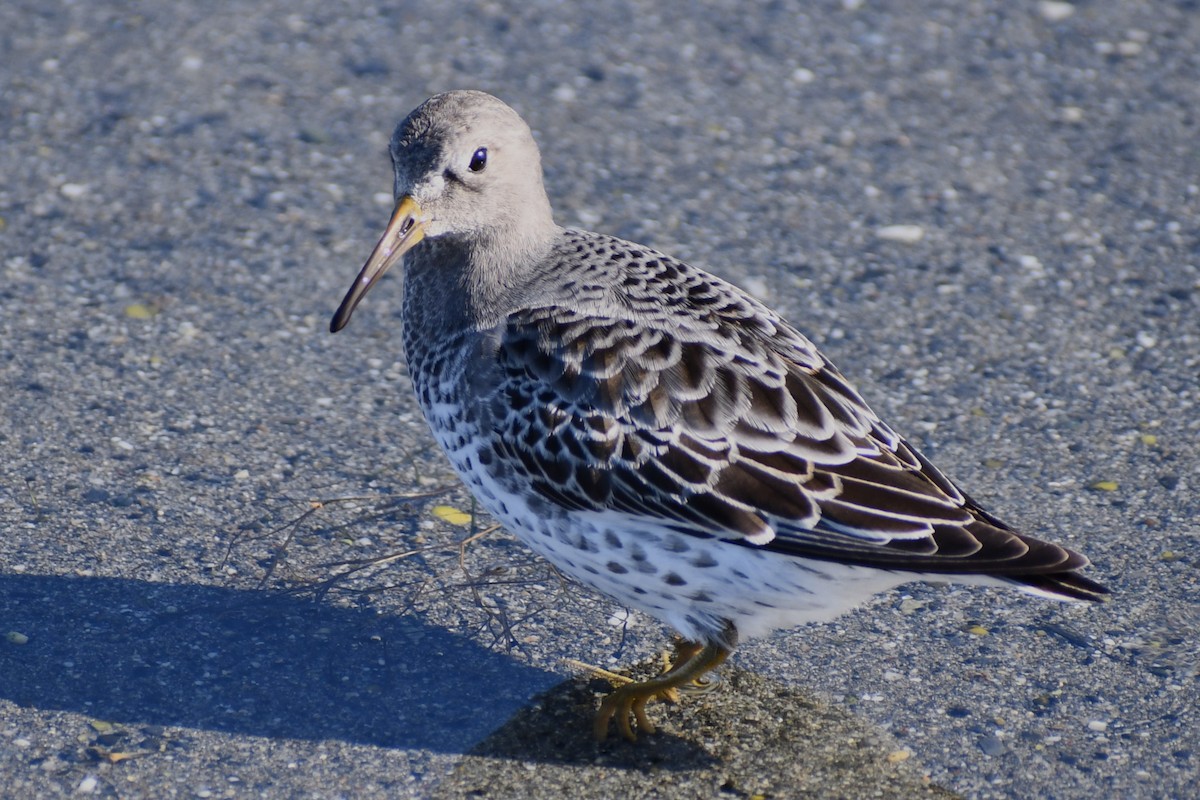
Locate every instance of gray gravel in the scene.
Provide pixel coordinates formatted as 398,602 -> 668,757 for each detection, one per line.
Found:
2,1 -> 1198,798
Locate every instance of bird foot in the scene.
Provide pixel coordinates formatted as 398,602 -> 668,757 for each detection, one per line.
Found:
590,637 -> 732,742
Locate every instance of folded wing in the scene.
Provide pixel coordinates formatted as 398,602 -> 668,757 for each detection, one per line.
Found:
483,259 -> 1106,601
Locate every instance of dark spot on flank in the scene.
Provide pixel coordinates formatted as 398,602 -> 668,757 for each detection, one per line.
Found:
664,536 -> 691,553
604,531 -> 622,549
606,561 -> 629,574
692,551 -> 719,568
664,573 -> 687,586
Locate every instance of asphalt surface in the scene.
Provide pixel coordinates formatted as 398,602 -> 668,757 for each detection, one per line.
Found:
2,1 -> 1198,797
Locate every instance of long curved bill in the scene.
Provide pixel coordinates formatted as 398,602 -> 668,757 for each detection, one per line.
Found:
330,195 -> 425,332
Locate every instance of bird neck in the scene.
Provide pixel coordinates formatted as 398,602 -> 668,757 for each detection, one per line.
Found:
402,223 -> 561,336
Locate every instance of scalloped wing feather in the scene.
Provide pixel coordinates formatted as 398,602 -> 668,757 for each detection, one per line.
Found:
483,240 -> 1099,585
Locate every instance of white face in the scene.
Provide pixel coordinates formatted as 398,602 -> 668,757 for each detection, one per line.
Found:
408,172 -> 446,208
331,92 -> 554,333
388,98 -> 546,243
401,143 -> 484,239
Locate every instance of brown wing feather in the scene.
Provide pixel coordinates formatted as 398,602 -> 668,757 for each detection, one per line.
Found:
485,255 -> 1105,597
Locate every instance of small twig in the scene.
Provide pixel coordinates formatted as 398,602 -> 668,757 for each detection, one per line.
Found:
456,522 -> 532,652
457,525 -> 502,573
563,658 -> 635,688
304,540 -> 460,602
254,501 -> 318,588
225,487 -> 568,651
220,488 -> 452,583
24,477 -> 42,522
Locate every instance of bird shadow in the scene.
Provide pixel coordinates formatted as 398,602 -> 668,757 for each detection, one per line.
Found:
442,665 -> 962,798
461,672 -> 719,768
0,572 -> 965,794
0,572 -> 563,754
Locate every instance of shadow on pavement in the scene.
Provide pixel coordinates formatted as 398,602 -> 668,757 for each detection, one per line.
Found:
0,572 -> 960,795
0,573 -> 560,753
441,664 -> 961,798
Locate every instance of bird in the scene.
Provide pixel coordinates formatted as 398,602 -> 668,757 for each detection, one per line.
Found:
329,90 -> 1108,742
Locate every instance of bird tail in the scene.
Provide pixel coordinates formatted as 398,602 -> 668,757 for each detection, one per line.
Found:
1009,570 -> 1111,602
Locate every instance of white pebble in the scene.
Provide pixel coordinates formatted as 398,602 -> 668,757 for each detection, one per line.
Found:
1038,1 -> 1075,22
1018,254 -> 1046,278
76,775 -> 99,794
60,183 -> 89,199
742,276 -> 769,299
606,609 -> 634,627
1087,719 -> 1108,732
875,224 -> 924,244
791,67 -> 816,84
1060,106 -> 1085,123
181,54 -> 203,71
575,208 -> 602,228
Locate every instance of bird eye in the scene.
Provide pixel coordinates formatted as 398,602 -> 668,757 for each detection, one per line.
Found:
468,147 -> 488,173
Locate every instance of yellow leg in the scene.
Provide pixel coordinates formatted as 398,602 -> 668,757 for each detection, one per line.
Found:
653,639 -> 706,704
594,634 -> 733,742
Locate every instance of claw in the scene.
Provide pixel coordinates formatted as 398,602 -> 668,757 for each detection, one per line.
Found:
592,629 -> 735,742
631,695 -> 656,736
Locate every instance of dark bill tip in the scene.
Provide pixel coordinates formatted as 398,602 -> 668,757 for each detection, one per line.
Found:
328,195 -> 425,334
